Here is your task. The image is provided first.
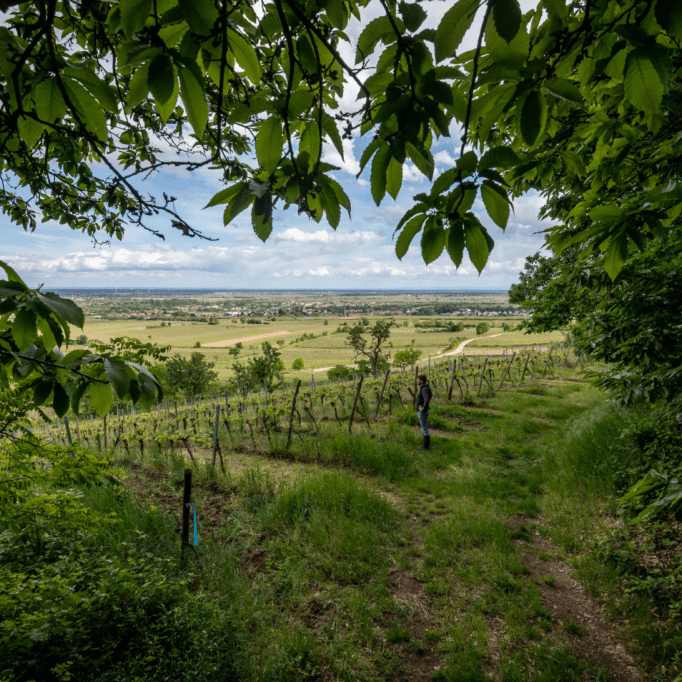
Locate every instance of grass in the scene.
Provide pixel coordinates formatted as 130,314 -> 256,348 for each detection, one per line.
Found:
15,364 -> 669,680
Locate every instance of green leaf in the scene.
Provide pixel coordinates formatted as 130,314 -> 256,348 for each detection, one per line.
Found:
62,79 -> 108,140
446,220 -> 465,266
456,150 -> 478,174
544,0 -> 568,21
434,0 -> 479,63
356,16 -> 394,61
655,0 -> 682,40
320,182 -> 341,229
17,116 -> 45,148
431,168 -> 458,197
252,193 -> 273,241
400,2 -> 428,32
120,0 -> 152,38
421,216 -> 445,264
256,116 -> 283,175
178,67 -> 208,138
485,13 -> 528,69
478,145 -> 521,171
0,260 -> 25,285
228,28 -> 262,83
320,175 -> 351,215
492,0 -> 522,43
36,79 -> 67,123
543,78 -> 584,106
371,143 -> 392,206
90,381 -> 114,418
63,66 -> 119,113
105,358 -> 131,399
204,182 -> 248,208
624,51 -> 663,116
396,214 -> 426,260
179,0 -> 218,35
223,188 -> 254,225
35,292 -> 84,328
480,181 -> 510,229
300,121 -> 321,165
33,374 -> 54,406
148,53 -> 176,104
12,307 -> 37,351
288,90 -> 315,119
359,137 -> 382,174
464,216 -> 491,273
406,142 -> 434,180
159,21 -> 189,48
70,380 -> 88,415
53,382 -> 70,418
127,62 -> 150,109
604,233 -> 628,281
589,205 -> 622,222
386,157 -> 403,200
322,114 -> 344,159
517,89 -> 546,146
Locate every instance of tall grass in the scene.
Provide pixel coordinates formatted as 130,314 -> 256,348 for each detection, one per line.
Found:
543,403 -> 626,498
541,403 -> 627,551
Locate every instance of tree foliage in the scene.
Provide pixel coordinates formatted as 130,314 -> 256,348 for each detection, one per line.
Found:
1,0 -> 678,281
231,341 -> 284,392
346,319 -> 393,378
163,351 -> 218,400
393,347 -> 421,371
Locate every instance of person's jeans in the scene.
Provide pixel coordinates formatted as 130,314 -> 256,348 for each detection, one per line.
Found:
417,410 -> 429,436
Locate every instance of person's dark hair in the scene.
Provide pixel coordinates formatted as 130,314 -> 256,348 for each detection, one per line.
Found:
417,374 -> 428,384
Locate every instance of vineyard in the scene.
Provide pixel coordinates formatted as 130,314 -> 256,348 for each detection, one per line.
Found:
39,347 -> 579,468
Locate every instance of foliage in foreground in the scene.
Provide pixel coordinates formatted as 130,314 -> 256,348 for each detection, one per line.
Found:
0,548 -> 241,682
0,0 -> 679,288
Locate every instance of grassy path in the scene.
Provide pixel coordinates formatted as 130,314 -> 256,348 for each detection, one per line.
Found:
112,374 -> 643,681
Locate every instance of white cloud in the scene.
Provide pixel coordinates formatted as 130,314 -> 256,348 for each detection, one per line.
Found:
323,137 -> 361,176
275,227 -> 381,247
434,150 -> 457,166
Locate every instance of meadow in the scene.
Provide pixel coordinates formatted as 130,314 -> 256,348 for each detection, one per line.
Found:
77,316 -> 567,382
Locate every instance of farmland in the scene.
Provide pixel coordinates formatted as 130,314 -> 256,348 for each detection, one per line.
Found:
76,312 -> 566,382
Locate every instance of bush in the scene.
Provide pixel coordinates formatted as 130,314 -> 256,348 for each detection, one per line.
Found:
292,357 -> 304,370
0,550 -> 241,682
327,365 -> 351,381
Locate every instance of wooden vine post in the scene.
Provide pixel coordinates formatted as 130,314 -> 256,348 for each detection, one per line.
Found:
477,357 -> 489,396
374,368 -> 391,420
521,352 -> 532,381
181,468 -> 192,562
287,379 -> 302,448
498,352 -> 516,390
349,375 -> 364,433
211,404 -> 220,469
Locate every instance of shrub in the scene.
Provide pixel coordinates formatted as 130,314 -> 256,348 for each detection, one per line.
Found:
0,550 -> 241,682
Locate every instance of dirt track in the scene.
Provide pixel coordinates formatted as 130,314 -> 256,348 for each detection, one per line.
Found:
201,331 -> 291,347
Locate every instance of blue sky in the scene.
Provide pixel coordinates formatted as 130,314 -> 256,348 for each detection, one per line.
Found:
0,1 -> 547,291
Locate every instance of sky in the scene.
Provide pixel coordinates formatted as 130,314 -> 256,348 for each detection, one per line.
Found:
0,0 -> 549,291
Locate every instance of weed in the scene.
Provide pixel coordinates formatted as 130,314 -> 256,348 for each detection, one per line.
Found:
386,626 -> 411,643
541,575 -> 557,586
493,574 -> 521,594
563,621 -> 586,637
425,630 -> 442,643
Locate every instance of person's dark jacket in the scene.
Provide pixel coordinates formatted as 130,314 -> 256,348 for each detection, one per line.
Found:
417,383 -> 432,413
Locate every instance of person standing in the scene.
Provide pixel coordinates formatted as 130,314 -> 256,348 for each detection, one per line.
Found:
416,374 -> 432,450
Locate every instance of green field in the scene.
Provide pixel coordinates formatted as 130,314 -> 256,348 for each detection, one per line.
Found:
77,316 -> 566,381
